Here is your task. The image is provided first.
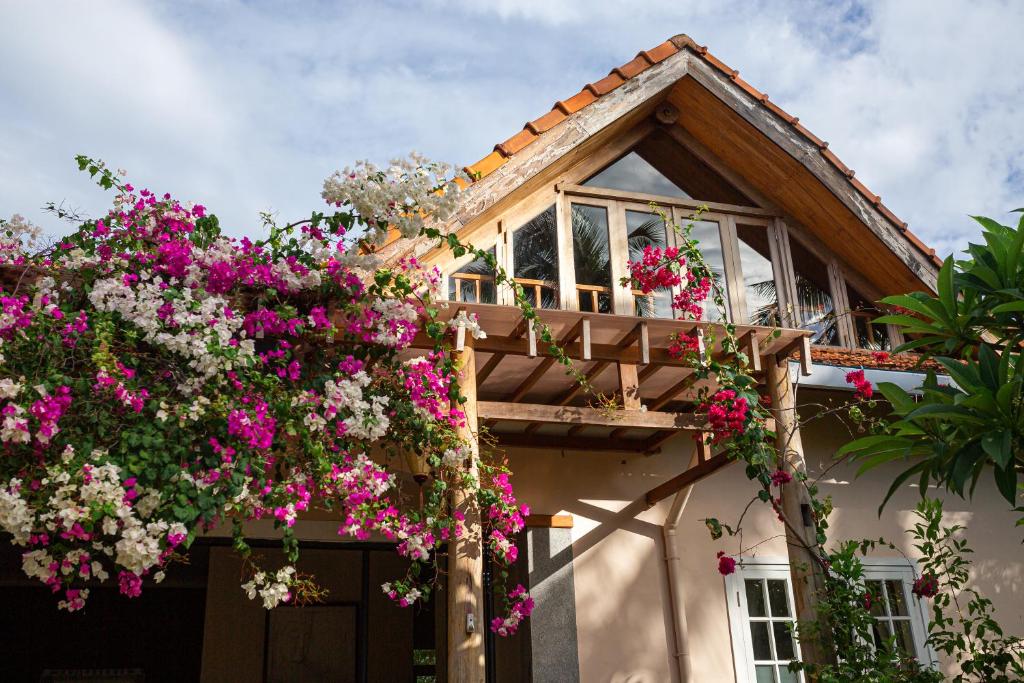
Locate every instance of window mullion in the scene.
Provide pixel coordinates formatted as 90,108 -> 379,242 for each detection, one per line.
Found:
720,214 -> 746,323
607,201 -> 632,315
556,192 -> 578,311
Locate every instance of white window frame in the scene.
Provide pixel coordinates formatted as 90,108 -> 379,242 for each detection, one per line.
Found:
725,558 -> 804,683
860,558 -> 938,666
726,558 -> 937,683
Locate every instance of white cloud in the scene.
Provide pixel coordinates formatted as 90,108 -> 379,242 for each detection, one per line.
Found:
0,0 -> 1021,256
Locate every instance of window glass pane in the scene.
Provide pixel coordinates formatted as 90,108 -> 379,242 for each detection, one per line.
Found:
767,580 -> 790,617
689,220 -> 729,322
847,284 -> 891,350
750,621 -> 773,660
778,666 -> 800,683
788,237 -> 838,344
773,622 -> 796,660
626,210 -> 672,318
736,223 -> 780,326
512,206 -> 559,309
885,580 -> 909,616
866,581 -> 886,617
746,579 -> 767,618
892,619 -> 915,655
583,151 -> 690,198
448,247 -> 495,304
755,664 -> 777,683
571,205 -> 612,313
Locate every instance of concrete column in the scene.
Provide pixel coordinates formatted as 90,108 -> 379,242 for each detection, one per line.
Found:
448,339 -> 486,682
527,526 -> 580,683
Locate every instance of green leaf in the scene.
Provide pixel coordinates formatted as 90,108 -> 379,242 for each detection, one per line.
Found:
993,463 -> 1018,505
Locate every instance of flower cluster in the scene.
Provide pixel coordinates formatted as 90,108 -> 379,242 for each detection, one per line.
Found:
716,551 -> 736,576
912,573 -> 939,599
0,155 -> 530,633
845,369 -> 873,400
490,584 -> 535,636
242,565 -> 296,609
699,388 -> 750,444
623,242 -> 712,320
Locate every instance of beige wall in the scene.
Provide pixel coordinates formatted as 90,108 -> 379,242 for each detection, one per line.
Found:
506,389 -> 1024,682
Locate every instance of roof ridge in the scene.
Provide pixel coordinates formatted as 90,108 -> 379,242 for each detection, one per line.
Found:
456,34 -> 940,268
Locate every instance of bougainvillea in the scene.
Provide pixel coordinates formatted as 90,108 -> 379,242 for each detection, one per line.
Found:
0,155 -> 530,631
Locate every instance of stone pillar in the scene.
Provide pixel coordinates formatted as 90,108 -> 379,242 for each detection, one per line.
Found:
765,356 -> 833,668
448,339 -> 486,682
527,526 -> 580,682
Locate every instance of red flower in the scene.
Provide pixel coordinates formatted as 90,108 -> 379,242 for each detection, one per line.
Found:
912,573 -> 939,599
716,551 -> 736,576
770,469 -> 792,487
845,369 -> 873,400
871,351 -> 890,363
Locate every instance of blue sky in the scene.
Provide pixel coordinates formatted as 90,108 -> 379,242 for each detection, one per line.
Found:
2,0 -> 1022,257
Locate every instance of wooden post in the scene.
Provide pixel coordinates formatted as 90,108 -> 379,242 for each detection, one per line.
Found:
765,355 -> 834,668
448,338 -> 486,682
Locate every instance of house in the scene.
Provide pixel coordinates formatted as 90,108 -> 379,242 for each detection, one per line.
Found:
2,33 -> 1020,683
367,33 -> 1020,682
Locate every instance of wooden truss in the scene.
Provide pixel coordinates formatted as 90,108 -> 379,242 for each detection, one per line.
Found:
410,302 -> 811,499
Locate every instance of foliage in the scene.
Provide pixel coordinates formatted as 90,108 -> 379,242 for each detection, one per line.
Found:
0,155 -> 531,633
912,498 -> 1024,681
840,213 -> 1024,518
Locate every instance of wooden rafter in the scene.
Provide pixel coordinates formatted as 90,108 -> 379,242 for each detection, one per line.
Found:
476,316 -> 529,386
506,319 -> 584,403
478,401 -> 705,430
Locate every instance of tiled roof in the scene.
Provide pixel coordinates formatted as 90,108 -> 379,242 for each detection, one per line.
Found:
462,33 -> 942,269
808,346 -> 944,373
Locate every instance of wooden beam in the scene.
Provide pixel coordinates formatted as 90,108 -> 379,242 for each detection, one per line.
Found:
645,452 -> 733,506
648,372 -> 699,412
476,316 -> 530,386
525,514 -> 574,528
478,401 -> 705,430
553,361 -> 610,406
448,339 -> 485,680
559,183 -> 774,218
766,355 -> 833,668
618,363 -> 641,410
506,320 -> 583,403
740,329 -> 761,373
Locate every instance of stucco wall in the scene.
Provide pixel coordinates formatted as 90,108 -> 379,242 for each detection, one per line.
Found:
506,388 -> 1024,682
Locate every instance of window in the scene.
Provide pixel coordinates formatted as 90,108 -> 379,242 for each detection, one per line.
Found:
584,151 -> 690,198
689,218 -> 730,323
448,247 -> 496,304
626,210 -> 672,318
570,204 -> 613,313
728,559 -> 934,683
726,562 -> 803,683
736,223 -> 780,327
512,206 -> 559,309
847,285 -> 891,350
788,238 -> 838,345
861,561 -> 934,664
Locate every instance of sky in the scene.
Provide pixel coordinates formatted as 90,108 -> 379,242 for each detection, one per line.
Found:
1,0 -> 1022,258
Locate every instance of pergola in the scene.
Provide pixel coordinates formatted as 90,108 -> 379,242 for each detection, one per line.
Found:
407,302 -> 820,680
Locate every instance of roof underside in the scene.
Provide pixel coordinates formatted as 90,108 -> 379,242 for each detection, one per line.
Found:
393,33 -> 940,295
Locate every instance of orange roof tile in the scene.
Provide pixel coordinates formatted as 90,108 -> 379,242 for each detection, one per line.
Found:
460,33 -> 943,271
807,346 -> 945,373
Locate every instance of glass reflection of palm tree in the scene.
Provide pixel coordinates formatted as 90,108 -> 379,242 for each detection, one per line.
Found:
512,208 -> 559,309
626,215 -> 670,317
564,208 -> 668,315
749,275 -> 838,343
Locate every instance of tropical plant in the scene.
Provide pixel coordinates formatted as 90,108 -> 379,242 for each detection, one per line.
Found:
840,213 -> 1024,517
